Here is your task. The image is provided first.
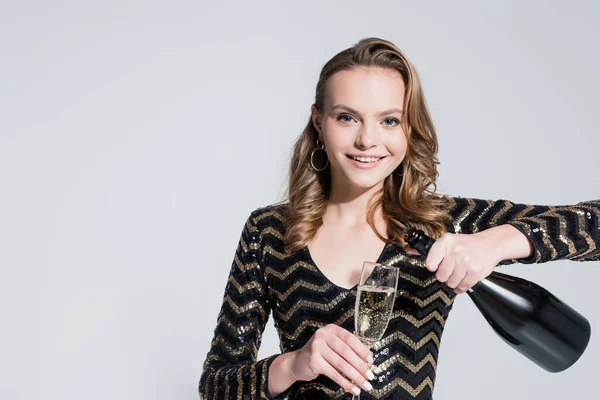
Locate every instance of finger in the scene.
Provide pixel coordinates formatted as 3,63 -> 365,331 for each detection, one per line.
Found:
402,243 -> 420,255
445,259 -> 466,289
328,333 -> 374,382
456,271 -> 479,293
435,247 -> 456,283
333,327 -> 373,365
322,342 -> 373,393
425,236 -> 448,272
322,362 -> 362,395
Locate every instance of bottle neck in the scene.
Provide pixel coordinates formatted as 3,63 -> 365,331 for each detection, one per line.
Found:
405,227 -> 435,256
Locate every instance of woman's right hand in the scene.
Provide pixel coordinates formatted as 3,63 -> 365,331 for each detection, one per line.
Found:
290,323 -> 375,395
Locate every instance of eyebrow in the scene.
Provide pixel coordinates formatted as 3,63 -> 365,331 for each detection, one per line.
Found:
331,104 -> 403,117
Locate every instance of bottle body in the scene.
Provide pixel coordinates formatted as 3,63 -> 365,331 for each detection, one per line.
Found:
404,227 -> 591,372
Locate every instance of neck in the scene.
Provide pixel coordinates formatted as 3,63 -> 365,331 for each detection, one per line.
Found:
325,178 -> 385,230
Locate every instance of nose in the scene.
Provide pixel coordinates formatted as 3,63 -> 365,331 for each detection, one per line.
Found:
355,123 -> 379,149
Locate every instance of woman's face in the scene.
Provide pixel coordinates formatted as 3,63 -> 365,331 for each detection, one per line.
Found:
311,66 -> 407,192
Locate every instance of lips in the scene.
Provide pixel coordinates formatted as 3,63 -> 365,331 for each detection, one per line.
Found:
346,155 -> 387,162
346,155 -> 387,169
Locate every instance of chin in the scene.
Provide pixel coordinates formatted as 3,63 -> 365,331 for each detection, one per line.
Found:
345,174 -> 386,190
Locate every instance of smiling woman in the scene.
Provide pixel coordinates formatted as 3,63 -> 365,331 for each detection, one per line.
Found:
198,37 -> 600,400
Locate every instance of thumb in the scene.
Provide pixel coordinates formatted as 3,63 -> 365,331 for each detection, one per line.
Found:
402,243 -> 420,256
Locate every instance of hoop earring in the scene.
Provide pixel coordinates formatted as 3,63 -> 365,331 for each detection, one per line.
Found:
310,137 -> 329,171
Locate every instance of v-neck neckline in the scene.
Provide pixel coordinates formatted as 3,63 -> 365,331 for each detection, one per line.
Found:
304,242 -> 392,292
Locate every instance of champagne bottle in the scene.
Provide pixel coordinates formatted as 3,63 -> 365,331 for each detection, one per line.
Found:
404,227 -> 591,373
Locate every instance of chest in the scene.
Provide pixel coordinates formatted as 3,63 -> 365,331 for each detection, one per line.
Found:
307,231 -> 388,290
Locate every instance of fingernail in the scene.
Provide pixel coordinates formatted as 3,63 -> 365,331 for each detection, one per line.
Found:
352,387 -> 361,396
363,381 -> 373,391
366,370 -> 375,380
367,354 -> 374,364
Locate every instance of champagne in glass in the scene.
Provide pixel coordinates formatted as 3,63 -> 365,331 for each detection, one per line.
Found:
352,261 -> 399,400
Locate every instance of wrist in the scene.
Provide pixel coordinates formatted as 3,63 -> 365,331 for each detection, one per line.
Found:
268,351 -> 298,397
477,224 -> 533,263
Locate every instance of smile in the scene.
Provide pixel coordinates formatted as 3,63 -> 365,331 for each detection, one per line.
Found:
346,155 -> 386,168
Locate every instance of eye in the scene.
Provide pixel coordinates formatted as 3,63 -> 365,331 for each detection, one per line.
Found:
383,118 -> 400,127
336,113 -> 356,123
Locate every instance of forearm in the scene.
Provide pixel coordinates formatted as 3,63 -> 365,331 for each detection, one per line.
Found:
268,351 -> 298,398
477,224 -> 534,263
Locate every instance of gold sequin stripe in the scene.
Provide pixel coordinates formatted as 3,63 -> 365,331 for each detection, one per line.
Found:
216,315 -> 262,340
372,376 -> 435,398
262,244 -> 293,260
236,366 -> 244,400
389,309 -> 447,329
209,335 -> 259,358
259,226 -> 285,243
240,236 -> 250,253
452,197 -> 476,233
568,205 -> 598,260
259,357 -> 275,399
250,363 -> 257,398
223,296 -> 268,322
333,307 -> 356,327
252,209 -> 286,225
280,308 -> 354,341
488,199 -> 516,228
373,352 -> 437,375
381,257 -> 439,287
511,215 -> 558,261
512,203 -> 536,220
227,272 -> 264,295
295,374 -> 436,399
233,252 -> 261,276
270,279 -> 331,302
382,252 -> 427,268
397,288 -> 454,308
278,292 -> 348,322
262,258 -> 319,281
374,330 -> 441,352
469,199 -> 494,233
535,209 -> 578,258
294,383 -> 344,399
230,261 -> 267,296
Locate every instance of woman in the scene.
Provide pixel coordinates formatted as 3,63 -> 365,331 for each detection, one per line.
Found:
198,37 -> 600,399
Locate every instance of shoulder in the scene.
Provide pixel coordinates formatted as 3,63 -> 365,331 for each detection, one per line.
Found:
246,202 -> 289,259
247,201 -> 289,233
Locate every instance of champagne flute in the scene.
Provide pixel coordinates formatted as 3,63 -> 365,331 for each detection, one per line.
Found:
352,261 -> 399,400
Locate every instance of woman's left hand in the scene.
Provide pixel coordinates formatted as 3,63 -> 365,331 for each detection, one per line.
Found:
403,232 -> 501,294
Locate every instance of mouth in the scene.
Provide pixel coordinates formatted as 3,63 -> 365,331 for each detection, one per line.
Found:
346,154 -> 387,168
346,155 -> 387,163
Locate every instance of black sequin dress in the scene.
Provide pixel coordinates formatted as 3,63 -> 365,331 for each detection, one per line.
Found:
199,195 -> 600,399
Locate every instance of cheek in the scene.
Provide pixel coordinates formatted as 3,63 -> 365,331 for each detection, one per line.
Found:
324,125 -> 354,149
387,134 -> 408,155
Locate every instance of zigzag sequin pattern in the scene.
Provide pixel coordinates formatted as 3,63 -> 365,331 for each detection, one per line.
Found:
199,196 -> 600,399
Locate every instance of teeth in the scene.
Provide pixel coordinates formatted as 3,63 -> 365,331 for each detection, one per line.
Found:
352,156 -> 381,163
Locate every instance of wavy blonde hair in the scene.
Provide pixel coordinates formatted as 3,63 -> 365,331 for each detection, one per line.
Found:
282,37 -> 453,254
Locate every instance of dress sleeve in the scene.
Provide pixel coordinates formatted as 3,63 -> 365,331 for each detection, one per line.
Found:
443,195 -> 600,265
199,210 -> 292,400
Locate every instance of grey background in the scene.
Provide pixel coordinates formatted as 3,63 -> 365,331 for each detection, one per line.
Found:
1,1 -> 598,399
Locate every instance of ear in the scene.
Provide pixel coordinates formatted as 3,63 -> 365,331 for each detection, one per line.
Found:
310,104 -> 322,135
